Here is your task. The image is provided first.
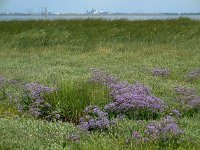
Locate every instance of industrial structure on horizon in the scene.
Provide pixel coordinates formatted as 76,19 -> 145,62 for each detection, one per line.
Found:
86,9 -> 108,15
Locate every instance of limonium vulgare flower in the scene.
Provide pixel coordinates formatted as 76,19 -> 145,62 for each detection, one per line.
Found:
24,83 -> 56,99
170,109 -> 182,117
79,105 -> 113,131
90,68 -> 119,87
151,68 -> 170,77
145,116 -> 183,140
90,69 -> 166,119
23,83 -> 60,120
126,116 -> 183,146
174,86 -> 200,114
187,68 -> 200,81
174,86 -> 196,96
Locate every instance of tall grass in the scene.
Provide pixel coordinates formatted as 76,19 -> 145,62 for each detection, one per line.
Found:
45,80 -> 110,123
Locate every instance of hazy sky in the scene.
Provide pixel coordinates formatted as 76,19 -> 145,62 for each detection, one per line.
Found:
0,0 -> 200,13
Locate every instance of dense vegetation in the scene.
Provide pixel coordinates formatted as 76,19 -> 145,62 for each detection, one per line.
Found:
0,18 -> 200,149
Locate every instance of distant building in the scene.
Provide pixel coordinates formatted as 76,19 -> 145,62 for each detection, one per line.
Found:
99,10 -> 108,15
87,9 -> 97,15
41,7 -> 48,17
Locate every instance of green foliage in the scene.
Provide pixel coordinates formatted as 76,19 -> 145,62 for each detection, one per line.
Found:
45,81 -> 110,123
0,117 -> 77,150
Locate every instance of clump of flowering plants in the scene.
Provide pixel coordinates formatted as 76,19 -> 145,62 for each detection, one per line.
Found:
186,68 -> 200,81
79,105 -> 114,131
174,86 -> 200,116
22,82 -> 60,121
151,68 -> 170,77
90,69 -> 166,120
126,116 -> 184,149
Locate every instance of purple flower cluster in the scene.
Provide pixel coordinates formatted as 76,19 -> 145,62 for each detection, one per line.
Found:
23,83 -> 60,120
174,86 -> 200,113
24,83 -> 56,99
145,116 -> 183,140
109,81 -> 151,97
151,68 -> 170,77
187,68 -> 200,80
105,93 -> 165,114
90,68 -> 119,87
126,131 -> 146,144
170,109 -> 182,117
79,106 -> 113,131
0,76 -> 20,87
179,95 -> 200,110
127,116 -> 183,145
90,69 -> 166,119
174,86 -> 196,96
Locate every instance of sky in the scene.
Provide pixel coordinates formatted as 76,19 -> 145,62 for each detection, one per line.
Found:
0,0 -> 200,14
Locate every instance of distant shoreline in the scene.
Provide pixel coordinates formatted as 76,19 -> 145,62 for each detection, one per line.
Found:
1,13 -> 200,16
1,13 -> 200,21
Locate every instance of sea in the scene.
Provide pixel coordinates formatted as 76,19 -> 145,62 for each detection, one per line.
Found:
0,14 -> 200,21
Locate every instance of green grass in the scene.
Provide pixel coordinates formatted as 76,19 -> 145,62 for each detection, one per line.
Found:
45,81 -> 110,123
0,18 -> 200,149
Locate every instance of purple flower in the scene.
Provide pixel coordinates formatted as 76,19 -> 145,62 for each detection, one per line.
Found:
179,95 -> 200,109
170,109 -> 182,117
151,68 -> 170,77
132,131 -> 143,139
187,68 -> 200,80
174,86 -> 196,96
145,116 -> 183,140
90,69 -> 166,119
90,68 -> 119,86
24,83 -> 56,99
79,105 -> 113,131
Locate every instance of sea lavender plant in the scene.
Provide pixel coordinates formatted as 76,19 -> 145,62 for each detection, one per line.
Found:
126,131 -> 145,144
90,69 -> 166,120
187,68 -> 200,81
127,116 -> 183,148
179,95 -> 200,114
145,116 -> 183,139
105,93 -> 165,119
174,86 -> 200,115
110,81 -> 151,98
24,83 -> 56,99
151,68 -> 170,77
90,68 -> 119,87
170,109 -> 182,118
79,105 -> 113,131
174,86 -> 196,96
22,82 -> 59,120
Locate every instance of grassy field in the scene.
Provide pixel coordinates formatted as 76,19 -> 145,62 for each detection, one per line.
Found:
0,18 -> 200,149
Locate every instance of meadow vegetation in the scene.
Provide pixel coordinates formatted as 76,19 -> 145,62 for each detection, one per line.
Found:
0,18 -> 200,149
